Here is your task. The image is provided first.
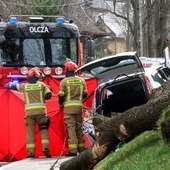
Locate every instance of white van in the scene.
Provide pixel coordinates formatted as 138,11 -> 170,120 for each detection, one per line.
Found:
139,57 -> 164,68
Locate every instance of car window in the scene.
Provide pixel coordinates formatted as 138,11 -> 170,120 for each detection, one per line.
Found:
151,71 -> 165,85
145,67 -> 166,88
162,67 -> 170,79
91,59 -> 136,75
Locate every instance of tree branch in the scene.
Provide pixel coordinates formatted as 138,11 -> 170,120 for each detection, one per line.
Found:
60,80 -> 170,170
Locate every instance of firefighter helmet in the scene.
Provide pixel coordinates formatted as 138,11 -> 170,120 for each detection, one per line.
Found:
27,68 -> 40,78
65,61 -> 78,71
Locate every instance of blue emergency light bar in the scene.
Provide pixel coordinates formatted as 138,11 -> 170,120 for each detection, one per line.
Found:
8,16 -> 65,25
56,17 -> 64,24
9,17 -> 17,24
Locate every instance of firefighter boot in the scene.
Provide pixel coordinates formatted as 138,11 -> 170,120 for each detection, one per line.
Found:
43,148 -> 51,158
65,152 -> 77,156
27,153 -> 35,158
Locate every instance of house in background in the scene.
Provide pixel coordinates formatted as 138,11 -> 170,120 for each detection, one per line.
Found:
62,0 -> 111,61
88,0 -> 127,57
62,0 -> 127,58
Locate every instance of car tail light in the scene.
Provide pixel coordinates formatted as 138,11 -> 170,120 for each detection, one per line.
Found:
43,67 -> 51,75
55,67 -> 63,75
144,75 -> 153,93
20,66 -> 28,75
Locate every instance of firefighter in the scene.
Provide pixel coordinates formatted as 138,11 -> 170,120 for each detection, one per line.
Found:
4,68 -> 52,158
58,61 -> 88,156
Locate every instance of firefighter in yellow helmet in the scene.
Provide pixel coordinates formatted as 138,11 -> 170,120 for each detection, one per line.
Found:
4,68 -> 52,158
58,61 -> 88,156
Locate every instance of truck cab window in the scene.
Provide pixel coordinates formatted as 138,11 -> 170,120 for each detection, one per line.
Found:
50,38 -> 77,65
50,39 -> 69,65
1,38 -> 20,63
70,38 -> 77,63
23,39 -> 45,65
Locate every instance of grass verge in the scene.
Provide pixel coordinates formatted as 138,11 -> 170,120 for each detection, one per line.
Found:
94,130 -> 170,170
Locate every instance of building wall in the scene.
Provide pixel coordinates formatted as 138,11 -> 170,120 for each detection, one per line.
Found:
107,38 -> 126,55
101,21 -> 126,55
99,15 -> 127,55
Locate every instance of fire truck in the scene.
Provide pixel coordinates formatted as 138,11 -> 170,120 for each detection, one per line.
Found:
0,15 -> 96,161
0,15 -> 95,85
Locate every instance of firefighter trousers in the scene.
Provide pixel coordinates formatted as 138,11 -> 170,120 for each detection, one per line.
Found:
24,114 -> 50,156
64,114 -> 85,153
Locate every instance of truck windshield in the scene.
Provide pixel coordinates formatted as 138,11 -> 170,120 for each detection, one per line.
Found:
0,37 -> 77,66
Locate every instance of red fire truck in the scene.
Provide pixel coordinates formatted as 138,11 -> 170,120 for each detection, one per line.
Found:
0,15 -> 96,161
0,15 -> 95,85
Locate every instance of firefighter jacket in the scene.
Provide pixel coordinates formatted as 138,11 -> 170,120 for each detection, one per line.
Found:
58,76 -> 88,114
16,82 -> 52,116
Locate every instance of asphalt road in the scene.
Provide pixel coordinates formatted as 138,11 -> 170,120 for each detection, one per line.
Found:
0,156 -> 72,170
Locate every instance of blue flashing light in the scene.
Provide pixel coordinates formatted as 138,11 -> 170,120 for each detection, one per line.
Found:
12,80 -> 18,84
9,17 -> 17,24
56,17 -> 64,24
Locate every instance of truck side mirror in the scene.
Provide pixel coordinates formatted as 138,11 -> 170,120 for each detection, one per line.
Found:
87,39 -> 95,62
0,35 -> 5,44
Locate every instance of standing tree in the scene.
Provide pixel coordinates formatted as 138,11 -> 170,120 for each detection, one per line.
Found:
0,0 -> 62,21
154,0 -> 170,57
110,0 -> 170,57
21,0 -> 62,21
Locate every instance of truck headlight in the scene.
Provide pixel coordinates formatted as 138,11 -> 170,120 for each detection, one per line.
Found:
20,66 -> 28,75
55,67 -> 63,75
43,67 -> 51,75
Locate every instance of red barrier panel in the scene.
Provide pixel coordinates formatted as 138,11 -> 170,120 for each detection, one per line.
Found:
0,77 -> 97,162
0,88 -> 10,161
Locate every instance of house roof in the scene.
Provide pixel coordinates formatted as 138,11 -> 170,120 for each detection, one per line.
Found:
91,0 -> 126,38
62,3 -> 110,39
62,0 -> 126,39
75,19 -> 110,38
99,12 -> 126,38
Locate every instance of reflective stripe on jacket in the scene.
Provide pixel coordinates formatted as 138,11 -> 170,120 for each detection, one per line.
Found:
25,102 -> 46,110
64,100 -> 83,107
17,82 -> 51,111
58,76 -> 87,114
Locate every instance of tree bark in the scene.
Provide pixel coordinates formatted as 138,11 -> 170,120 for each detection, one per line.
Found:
60,80 -> 170,170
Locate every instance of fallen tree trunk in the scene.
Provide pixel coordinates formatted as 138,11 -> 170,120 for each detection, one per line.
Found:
60,80 -> 170,170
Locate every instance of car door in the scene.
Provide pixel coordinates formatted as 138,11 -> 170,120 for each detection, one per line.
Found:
77,51 -> 145,84
163,47 -> 170,79
77,52 -> 148,115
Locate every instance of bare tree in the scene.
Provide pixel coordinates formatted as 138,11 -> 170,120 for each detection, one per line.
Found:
142,0 -> 169,57
107,0 -> 170,57
154,0 -> 169,57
